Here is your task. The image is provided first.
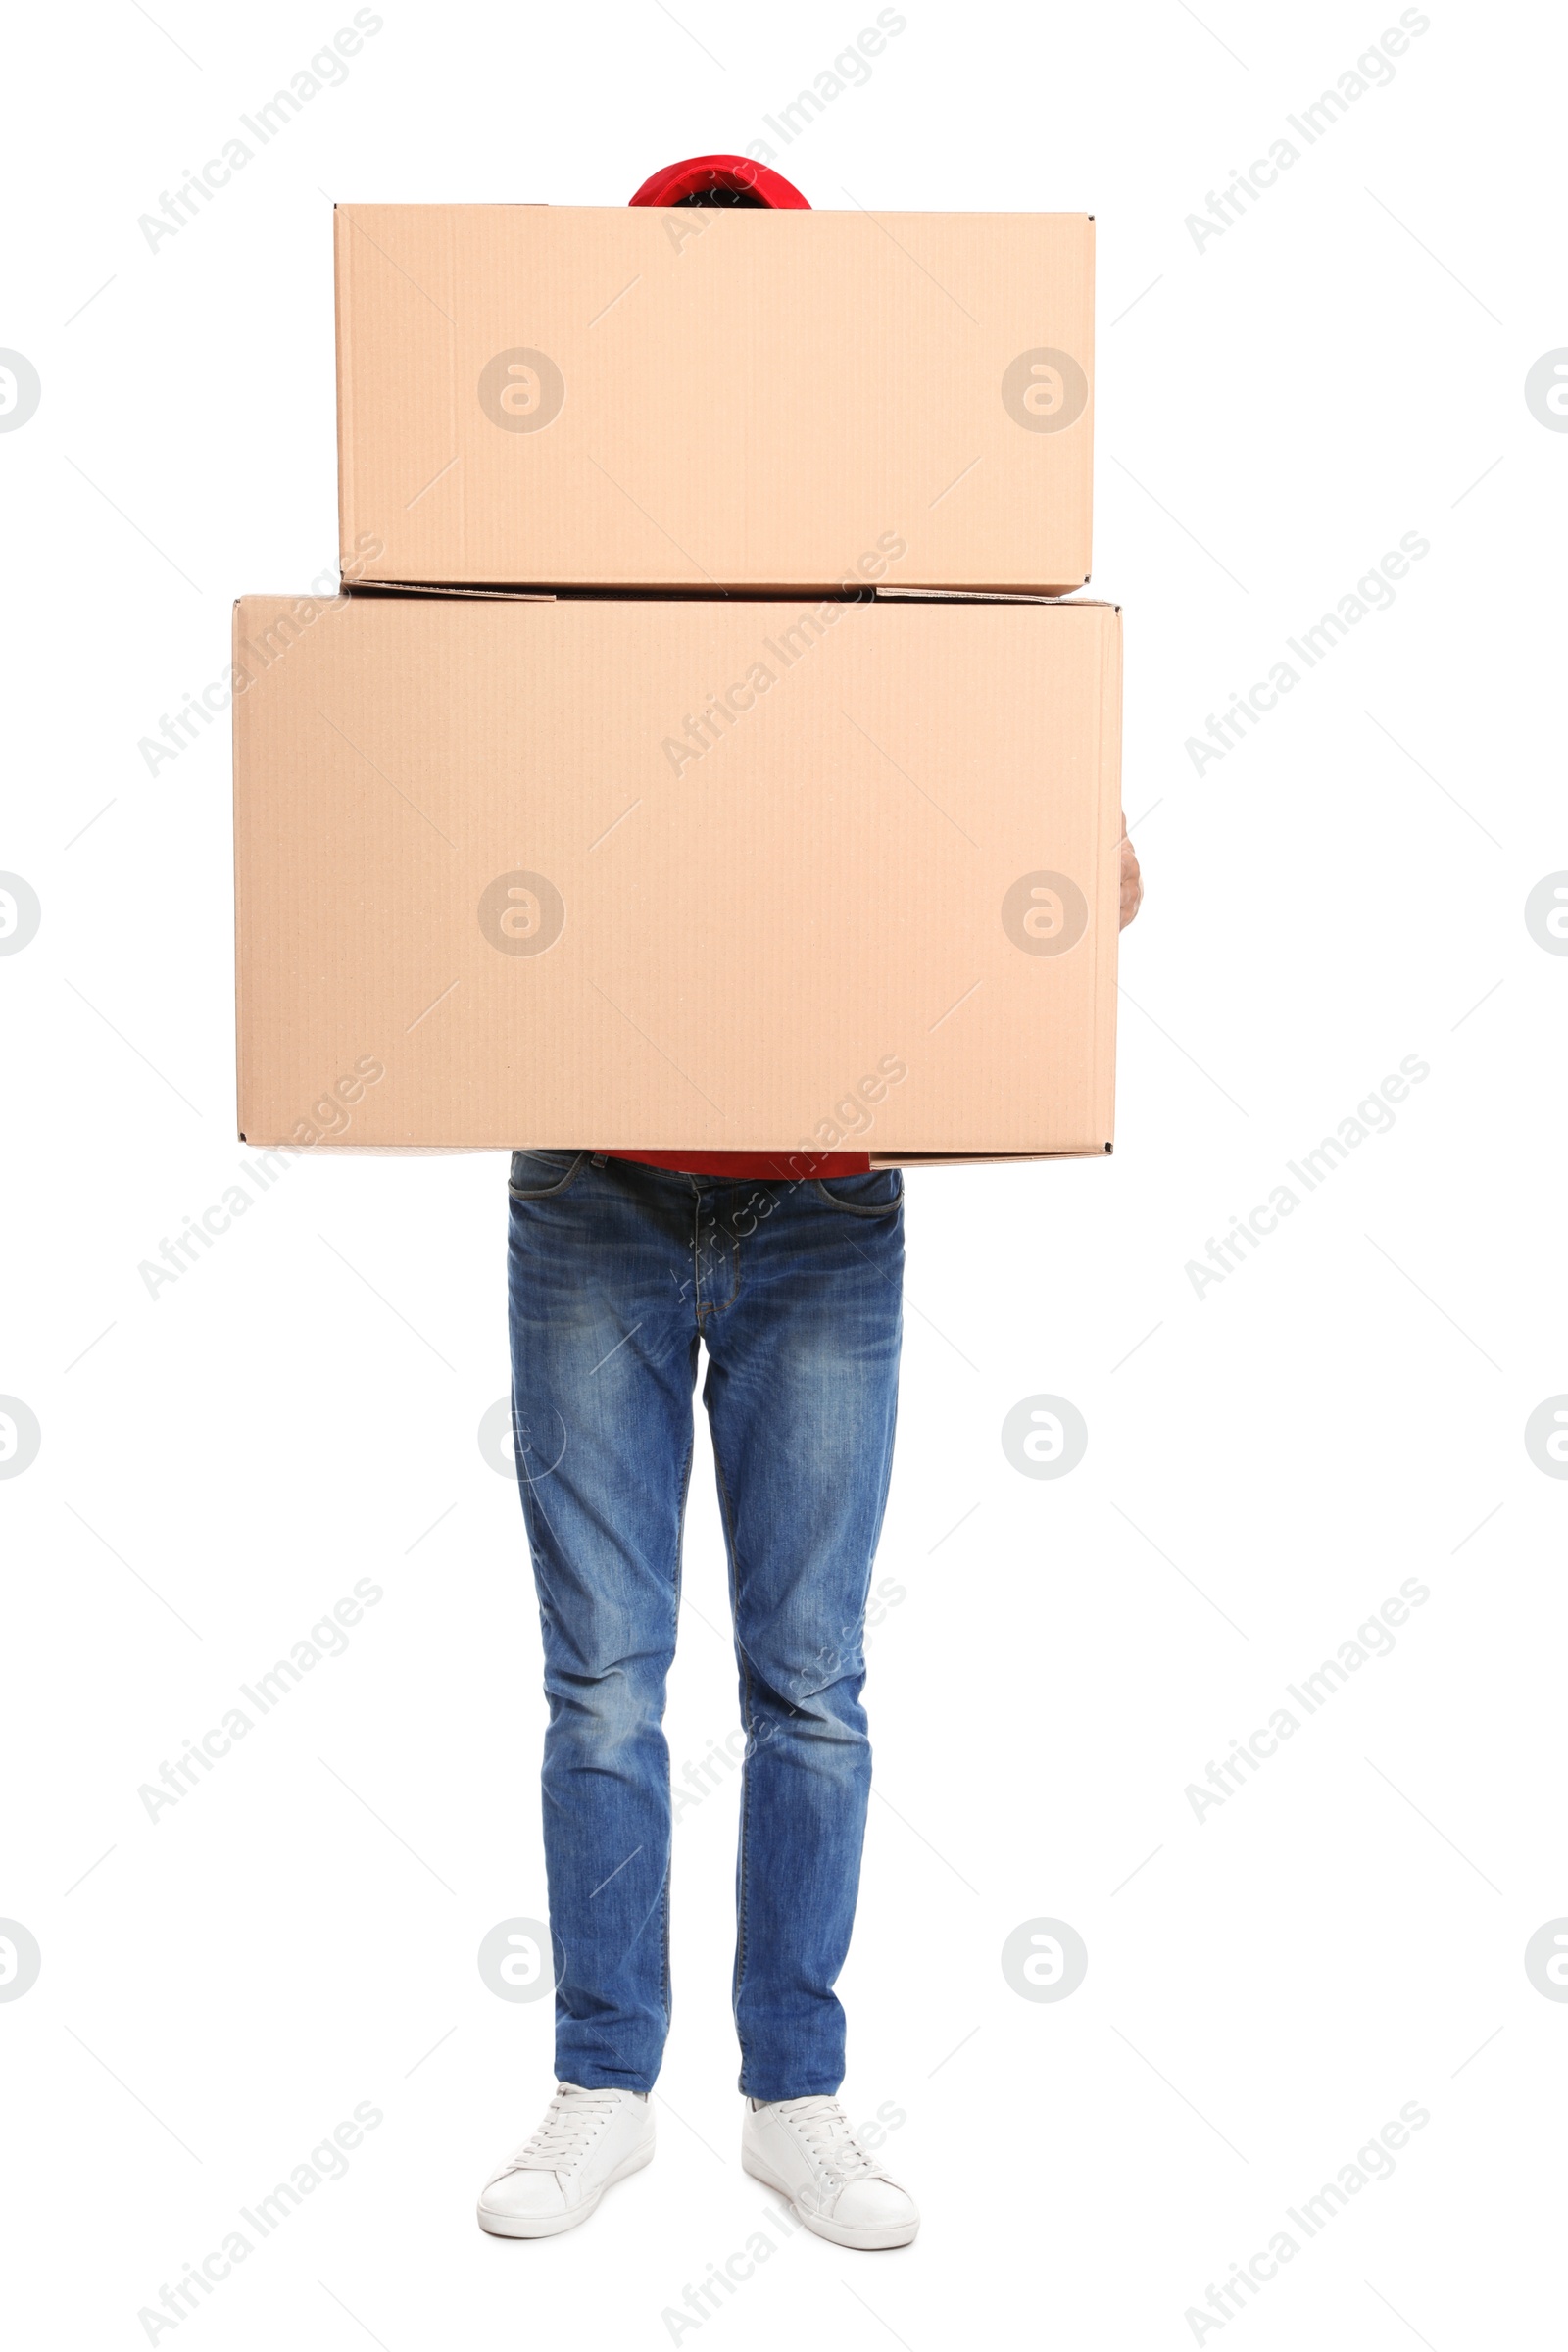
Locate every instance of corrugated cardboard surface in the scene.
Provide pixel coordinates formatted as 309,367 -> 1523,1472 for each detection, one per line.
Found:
232,592 -> 1120,1156
336,206 -> 1094,594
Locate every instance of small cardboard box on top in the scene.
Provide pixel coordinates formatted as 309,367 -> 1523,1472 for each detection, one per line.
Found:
231,589 -> 1121,1161
334,204 -> 1095,596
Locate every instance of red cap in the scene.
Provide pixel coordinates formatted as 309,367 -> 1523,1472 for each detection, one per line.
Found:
628,153 -> 810,209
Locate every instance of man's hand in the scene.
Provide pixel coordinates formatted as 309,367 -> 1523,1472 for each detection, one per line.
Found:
1119,813 -> 1142,930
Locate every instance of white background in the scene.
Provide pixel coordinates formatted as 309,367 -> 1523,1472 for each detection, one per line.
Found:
4,2 -> 1566,2345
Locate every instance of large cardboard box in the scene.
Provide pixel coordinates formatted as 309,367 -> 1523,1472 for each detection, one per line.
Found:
335,206 -> 1095,596
232,590 -> 1120,1160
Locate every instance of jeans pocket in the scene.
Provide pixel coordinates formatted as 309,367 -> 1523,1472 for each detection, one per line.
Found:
810,1168 -> 905,1218
508,1149 -> 589,1201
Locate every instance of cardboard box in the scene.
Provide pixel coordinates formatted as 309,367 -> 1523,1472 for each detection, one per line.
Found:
232,590 -> 1120,1159
335,205 -> 1094,595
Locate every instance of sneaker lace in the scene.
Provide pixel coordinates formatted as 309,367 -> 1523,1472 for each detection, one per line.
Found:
779,2096 -> 887,2184
502,2084 -> 622,2176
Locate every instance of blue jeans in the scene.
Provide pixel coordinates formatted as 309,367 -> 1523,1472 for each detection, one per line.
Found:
506,1150 -> 905,2099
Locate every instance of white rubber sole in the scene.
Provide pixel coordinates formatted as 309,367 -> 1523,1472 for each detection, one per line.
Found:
477,2138 -> 655,2239
742,2149 -> 919,2250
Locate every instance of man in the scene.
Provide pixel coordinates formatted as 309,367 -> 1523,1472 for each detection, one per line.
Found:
477,154 -> 1143,2249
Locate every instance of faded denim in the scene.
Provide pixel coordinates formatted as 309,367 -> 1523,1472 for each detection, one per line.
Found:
506,1150 -> 904,2098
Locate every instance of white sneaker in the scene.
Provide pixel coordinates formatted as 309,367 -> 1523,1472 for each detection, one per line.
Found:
477,2082 -> 655,2238
742,2095 -> 919,2249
